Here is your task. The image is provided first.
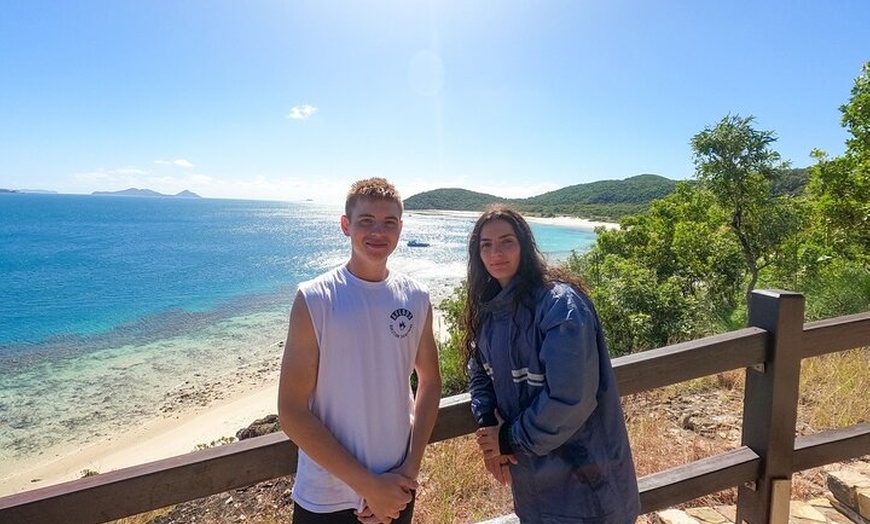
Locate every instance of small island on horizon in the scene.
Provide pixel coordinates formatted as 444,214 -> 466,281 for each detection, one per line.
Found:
0,187 -> 203,198
92,188 -> 202,198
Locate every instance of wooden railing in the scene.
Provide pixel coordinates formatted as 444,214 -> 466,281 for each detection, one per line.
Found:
1,290 -> 868,524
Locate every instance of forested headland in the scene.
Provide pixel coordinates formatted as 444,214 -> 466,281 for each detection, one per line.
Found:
405,173 -> 687,222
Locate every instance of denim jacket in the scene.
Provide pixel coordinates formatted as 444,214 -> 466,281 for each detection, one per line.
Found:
469,278 -> 639,524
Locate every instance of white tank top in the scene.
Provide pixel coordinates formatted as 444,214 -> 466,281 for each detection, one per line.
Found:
291,265 -> 430,513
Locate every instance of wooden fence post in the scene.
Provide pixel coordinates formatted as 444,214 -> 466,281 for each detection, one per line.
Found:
736,290 -> 805,524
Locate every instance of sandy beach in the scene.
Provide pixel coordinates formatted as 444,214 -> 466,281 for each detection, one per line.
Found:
524,215 -> 620,231
411,209 -> 620,231
0,378 -> 281,497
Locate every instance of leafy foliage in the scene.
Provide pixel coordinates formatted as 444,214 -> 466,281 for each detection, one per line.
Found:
807,62 -> 870,265
437,283 -> 470,395
566,183 -> 743,354
772,168 -> 811,196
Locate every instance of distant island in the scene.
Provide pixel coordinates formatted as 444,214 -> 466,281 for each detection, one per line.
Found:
18,189 -> 59,194
91,188 -> 203,198
0,188 -> 55,194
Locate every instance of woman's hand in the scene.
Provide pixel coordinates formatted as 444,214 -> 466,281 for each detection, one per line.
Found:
476,410 -> 516,484
476,409 -> 506,459
483,454 -> 517,485
475,425 -> 500,459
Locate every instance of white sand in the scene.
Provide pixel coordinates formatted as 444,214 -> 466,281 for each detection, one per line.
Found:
524,215 -> 620,231
0,381 -> 279,497
409,209 -> 620,231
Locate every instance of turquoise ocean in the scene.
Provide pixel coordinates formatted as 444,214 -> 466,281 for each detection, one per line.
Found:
0,193 -> 597,478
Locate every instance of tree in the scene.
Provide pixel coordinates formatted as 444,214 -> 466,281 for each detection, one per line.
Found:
566,183 -> 744,353
690,114 -> 799,307
807,61 -> 870,264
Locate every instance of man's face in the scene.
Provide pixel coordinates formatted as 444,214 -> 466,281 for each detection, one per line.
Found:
341,197 -> 403,264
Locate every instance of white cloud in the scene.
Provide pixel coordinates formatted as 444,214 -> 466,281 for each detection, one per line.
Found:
287,104 -> 318,120
194,175 -> 348,203
154,159 -> 194,167
74,167 -> 149,183
189,173 -> 214,184
114,166 -> 151,176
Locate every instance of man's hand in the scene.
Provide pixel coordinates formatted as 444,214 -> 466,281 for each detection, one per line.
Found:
355,472 -> 416,524
354,506 -> 389,524
391,459 -> 419,486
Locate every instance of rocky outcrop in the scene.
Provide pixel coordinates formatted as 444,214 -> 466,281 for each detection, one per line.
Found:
236,414 -> 281,441
827,462 -> 870,523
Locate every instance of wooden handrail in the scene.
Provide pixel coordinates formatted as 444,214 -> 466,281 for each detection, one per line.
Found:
638,447 -> 761,513
0,433 -> 297,524
613,327 -> 768,395
802,310 -> 870,358
793,423 -> 870,472
0,290 -> 867,524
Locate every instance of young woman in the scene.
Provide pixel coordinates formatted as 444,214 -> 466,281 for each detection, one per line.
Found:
464,205 -> 639,523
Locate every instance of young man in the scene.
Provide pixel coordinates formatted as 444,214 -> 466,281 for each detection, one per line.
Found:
278,178 -> 442,524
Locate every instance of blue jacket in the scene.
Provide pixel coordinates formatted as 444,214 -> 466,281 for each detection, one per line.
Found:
469,278 -> 639,524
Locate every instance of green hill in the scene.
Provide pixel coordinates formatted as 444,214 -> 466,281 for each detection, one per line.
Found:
403,188 -> 511,210
404,174 -> 680,222
522,174 -> 678,206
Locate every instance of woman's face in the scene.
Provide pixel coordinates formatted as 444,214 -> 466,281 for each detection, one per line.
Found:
479,219 -> 521,287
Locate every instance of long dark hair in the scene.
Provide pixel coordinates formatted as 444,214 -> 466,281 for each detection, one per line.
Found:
462,205 -> 589,365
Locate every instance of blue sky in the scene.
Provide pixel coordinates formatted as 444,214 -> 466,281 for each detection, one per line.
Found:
1,1 -> 868,203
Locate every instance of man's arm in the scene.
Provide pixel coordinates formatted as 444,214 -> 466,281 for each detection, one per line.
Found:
278,290 -> 414,520
395,305 -> 442,480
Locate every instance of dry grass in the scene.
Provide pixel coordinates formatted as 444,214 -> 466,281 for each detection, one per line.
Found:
108,508 -> 173,524
414,435 -> 514,524
799,348 -> 870,430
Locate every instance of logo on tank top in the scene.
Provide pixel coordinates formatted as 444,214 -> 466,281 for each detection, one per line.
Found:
389,308 -> 414,338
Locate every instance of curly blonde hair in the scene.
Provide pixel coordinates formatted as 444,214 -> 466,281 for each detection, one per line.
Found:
345,177 -> 403,219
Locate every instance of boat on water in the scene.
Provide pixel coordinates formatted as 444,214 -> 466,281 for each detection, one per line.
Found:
407,239 -> 430,248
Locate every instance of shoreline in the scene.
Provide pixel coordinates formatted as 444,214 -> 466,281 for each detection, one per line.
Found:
524,215 -> 620,231
409,208 -> 620,231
